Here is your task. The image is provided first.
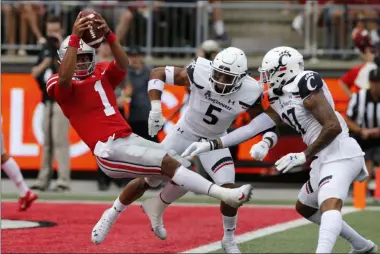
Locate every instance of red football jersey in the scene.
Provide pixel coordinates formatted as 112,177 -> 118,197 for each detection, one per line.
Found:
340,62 -> 377,93
47,61 -> 132,151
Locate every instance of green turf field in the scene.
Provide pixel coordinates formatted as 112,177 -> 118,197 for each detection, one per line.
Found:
211,210 -> 380,253
2,192 -> 380,206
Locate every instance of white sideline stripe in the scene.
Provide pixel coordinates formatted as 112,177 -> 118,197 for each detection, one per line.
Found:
182,207 -> 361,253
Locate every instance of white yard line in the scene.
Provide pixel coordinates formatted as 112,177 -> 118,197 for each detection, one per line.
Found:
182,207 -> 364,253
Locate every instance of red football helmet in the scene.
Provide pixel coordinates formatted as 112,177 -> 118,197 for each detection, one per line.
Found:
58,35 -> 96,78
352,29 -> 374,54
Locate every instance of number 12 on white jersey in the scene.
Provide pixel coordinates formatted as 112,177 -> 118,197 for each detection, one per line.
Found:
94,81 -> 116,116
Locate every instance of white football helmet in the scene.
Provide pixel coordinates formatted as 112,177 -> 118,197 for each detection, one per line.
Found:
210,47 -> 248,95
258,46 -> 304,90
58,35 -> 96,78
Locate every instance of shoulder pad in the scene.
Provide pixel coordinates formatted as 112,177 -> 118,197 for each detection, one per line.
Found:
186,57 -> 211,89
238,77 -> 264,109
297,71 -> 323,99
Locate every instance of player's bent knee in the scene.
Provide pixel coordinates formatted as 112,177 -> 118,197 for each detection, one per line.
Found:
320,198 -> 342,213
144,177 -> 162,188
161,155 -> 181,178
1,153 -> 10,164
295,200 -> 318,218
167,149 -> 192,168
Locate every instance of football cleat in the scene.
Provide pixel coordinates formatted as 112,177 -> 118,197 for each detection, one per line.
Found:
349,240 -> 378,254
18,190 -> 38,211
221,238 -> 241,254
141,198 -> 167,240
223,184 -> 253,208
91,209 -> 118,244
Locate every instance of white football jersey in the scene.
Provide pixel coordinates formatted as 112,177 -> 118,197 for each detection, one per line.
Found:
269,70 -> 349,147
177,57 -> 263,140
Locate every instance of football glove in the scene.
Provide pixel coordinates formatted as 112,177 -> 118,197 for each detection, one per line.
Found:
275,152 -> 306,173
148,110 -> 164,137
249,140 -> 270,161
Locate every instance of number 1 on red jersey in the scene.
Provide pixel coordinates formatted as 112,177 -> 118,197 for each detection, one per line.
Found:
94,81 -> 116,116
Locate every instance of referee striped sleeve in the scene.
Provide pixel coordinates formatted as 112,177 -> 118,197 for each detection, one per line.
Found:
346,92 -> 358,120
358,89 -> 367,127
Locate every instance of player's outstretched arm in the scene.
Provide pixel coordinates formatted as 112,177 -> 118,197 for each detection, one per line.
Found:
96,15 -> 129,70
59,12 -> 92,88
146,66 -> 190,137
219,106 -> 281,149
303,89 -> 342,160
181,108 -> 281,158
245,104 -> 281,160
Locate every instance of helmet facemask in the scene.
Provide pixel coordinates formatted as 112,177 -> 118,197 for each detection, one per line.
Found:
258,66 -> 286,89
258,61 -> 304,90
210,65 -> 246,95
74,53 -> 95,77
57,36 -> 96,78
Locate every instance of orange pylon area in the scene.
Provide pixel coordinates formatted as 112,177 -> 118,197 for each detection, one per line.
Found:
353,180 -> 367,209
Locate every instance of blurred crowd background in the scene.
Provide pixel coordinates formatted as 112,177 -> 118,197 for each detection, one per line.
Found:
2,0 -> 380,59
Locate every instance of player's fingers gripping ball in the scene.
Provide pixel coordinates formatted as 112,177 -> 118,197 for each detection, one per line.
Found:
80,9 -> 105,48
72,13 -> 93,38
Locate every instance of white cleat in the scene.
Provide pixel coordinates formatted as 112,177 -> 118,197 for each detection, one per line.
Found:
221,238 -> 241,254
91,208 -> 118,244
141,198 -> 167,240
223,184 -> 253,208
349,240 -> 378,254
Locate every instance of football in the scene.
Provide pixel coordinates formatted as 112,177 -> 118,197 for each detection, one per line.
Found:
81,9 -> 104,49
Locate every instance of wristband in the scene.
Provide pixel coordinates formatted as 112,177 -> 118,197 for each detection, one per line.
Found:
165,66 -> 175,84
210,138 -> 223,150
262,131 -> 278,148
68,34 -> 80,48
148,79 -> 165,92
104,30 -> 116,44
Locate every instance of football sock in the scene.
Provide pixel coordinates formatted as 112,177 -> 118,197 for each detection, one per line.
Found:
109,196 -> 127,220
308,210 -> 368,250
2,158 -> 29,196
223,215 -> 237,240
214,20 -> 225,36
316,210 -> 342,253
172,166 -> 228,200
160,181 -> 187,204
